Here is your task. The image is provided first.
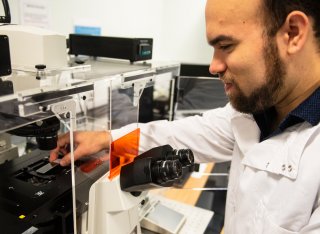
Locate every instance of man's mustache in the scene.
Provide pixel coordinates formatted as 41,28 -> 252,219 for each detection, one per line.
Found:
219,73 -> 234,84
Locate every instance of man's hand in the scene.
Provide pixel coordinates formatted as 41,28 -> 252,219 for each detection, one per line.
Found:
49,131 -> 111,166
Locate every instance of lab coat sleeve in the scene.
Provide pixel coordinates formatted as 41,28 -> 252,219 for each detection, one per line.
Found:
112,104 -> 235,163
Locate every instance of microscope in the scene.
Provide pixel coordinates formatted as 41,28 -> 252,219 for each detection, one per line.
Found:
0,33 -> 189,234
0,1 -> 193,232
0,3 -> 106,232
87,144 -> 195,234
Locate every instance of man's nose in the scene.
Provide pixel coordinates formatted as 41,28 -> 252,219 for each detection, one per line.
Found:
209,56 -> 227,76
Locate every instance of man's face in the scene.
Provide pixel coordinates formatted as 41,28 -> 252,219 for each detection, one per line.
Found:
206,0 -> 286,114
226,36 -> 286,113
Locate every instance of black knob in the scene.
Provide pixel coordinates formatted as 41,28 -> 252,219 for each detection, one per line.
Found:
35,64 -> 46,70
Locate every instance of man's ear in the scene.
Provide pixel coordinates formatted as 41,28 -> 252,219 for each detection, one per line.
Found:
278,11 -> 310,55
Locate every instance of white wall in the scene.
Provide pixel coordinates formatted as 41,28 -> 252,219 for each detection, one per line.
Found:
8,0 -> 213,64
160,0 -> 213,63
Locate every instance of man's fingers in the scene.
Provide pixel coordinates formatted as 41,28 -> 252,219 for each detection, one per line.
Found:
59,148 -> 83,166
57,132 -> 71,148
60,153 -> 71,166
49,147 -> 60,162
49,132 -> 72,163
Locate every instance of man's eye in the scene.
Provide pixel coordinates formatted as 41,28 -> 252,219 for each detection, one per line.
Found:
219,44 -> 232,50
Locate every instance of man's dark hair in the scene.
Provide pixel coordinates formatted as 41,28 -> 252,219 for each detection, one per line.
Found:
262,0 -> 320,44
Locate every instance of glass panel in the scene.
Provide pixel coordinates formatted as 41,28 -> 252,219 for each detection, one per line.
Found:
70,77 -> 112,234
0,65 -> 93,132
0,58 -> 181,233
175,76 -> 228,119
0,65 -> 99,234
0,100 -> 91,234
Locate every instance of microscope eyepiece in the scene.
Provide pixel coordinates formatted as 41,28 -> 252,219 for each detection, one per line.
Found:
176,149 -> 194,166
120,145 -> 195,192
167,149 -> 194,167
151,159 -> 182,184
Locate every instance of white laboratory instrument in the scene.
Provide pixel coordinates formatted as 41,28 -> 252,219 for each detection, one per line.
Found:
86,144 -> 194,234
0,25 -> 67,70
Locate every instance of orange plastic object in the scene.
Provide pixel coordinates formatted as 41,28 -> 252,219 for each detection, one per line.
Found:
109,128 -> 140,180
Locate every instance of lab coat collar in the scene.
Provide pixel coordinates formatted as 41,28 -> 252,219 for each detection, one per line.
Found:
231,113 -> 320,179
230,113 -> 260,155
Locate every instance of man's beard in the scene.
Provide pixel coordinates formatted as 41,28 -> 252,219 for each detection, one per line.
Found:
224,38 -> 286,114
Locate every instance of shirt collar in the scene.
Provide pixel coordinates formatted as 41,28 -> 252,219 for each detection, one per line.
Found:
254,87 -> 320,141
289,87 -> 320,126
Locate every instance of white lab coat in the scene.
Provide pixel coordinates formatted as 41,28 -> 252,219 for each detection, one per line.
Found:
112,103 -> 320,233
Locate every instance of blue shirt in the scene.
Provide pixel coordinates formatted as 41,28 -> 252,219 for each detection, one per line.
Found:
254,87 -> 320,141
